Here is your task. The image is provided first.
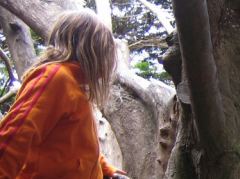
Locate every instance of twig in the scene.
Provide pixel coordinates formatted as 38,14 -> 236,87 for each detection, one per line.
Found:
0,47 -> 15,81
128,38 -> 168,50
0,78 -> 10,97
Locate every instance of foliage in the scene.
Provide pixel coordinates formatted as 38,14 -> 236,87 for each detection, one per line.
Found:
134,60 -> 172,84
30,29 -> 45,55
111,0 -> 174,82
0,31 -> 18,113
86,0 -> 174,83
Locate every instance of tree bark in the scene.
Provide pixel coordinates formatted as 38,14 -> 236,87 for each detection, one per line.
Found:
173,0 -> 227,154
165,0 -> 240,178
0,7 -> 36,79
0,0 -> 63,41
104,40 -> 175,179
0,47 -> 15,82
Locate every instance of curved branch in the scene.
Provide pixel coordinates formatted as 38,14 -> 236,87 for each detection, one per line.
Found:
0,47 -> 15,81
116,40 -> 175,108
0,7 -> 36,79
0,0 -> 63,40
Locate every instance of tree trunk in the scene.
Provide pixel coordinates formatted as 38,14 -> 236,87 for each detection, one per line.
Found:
165,0 -> 240,178
0,7 -> 36,79
103,40 -> 176,179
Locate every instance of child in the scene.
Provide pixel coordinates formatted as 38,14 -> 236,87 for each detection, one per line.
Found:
0,9 -> 127,179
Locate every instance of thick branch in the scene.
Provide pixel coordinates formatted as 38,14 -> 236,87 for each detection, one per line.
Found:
0,0 -> 63,40
137,0 -> 174,34
0,7 -> 36,79
173,0 -> 227,155
116,40 -> 174,109
0,47 -> 15,81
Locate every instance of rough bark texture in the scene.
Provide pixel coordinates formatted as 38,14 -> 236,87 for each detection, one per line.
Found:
173,0 -> 227,154
106,40 -> 176,179
0,7 -> 36,79
164,0 -> 240,178
104,83 -> 175,179
94,108 -> 123,169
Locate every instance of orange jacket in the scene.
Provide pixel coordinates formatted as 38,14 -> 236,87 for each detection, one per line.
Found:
0,62 -> 116,179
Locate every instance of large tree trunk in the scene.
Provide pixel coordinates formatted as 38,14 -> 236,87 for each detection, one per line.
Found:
103,40 -> 175,179
165,0 -> 240,178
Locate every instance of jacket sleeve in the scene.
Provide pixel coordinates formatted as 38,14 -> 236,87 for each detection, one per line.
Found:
0,64 -> 70,178
100,154 -> 117,177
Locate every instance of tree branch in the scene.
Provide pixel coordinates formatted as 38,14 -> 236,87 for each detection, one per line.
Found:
128,38 -> 168,50
0,7 -> 36,79
0,0 -> 63,41
0,47 -> 15,81
0,86 -> 18,104
137,0 -> 174,34
116,40 -> 175,108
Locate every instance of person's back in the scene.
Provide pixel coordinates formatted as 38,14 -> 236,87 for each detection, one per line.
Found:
0,9 -> 127,179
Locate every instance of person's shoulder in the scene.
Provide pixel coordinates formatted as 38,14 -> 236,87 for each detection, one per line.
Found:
43,62 -> 75,84
23,62 -> 83,90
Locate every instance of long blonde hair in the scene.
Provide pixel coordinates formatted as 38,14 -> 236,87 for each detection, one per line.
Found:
25,9 -> 117,107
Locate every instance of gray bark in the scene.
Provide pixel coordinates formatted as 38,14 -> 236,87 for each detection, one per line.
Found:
0,7 -> 36,79
0,0 -> 63,41
173,0 -> 227,155
103,40 -> 175,179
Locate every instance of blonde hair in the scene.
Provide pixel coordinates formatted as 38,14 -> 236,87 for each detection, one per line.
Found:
25,9 -> 117,107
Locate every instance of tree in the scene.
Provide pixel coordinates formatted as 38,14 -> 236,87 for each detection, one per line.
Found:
0,0 -> 176,178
